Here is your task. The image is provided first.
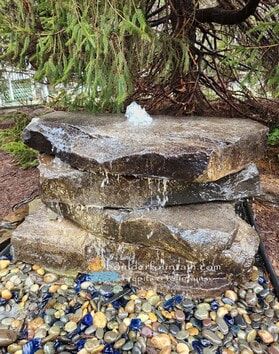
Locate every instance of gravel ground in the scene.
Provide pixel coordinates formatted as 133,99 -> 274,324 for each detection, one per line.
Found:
0,259 -> 278,354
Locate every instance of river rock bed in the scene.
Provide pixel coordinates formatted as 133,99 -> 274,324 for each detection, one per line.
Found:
0,259 -> 278,354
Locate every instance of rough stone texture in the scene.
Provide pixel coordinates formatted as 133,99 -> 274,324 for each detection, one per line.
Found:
46,200 -> 259,263
12,201 -> 259,297
39,155 -> 261,208
23,111 -> 268,181
12,200 -> 88,274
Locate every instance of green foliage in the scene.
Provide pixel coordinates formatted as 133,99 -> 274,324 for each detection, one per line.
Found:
221,5 -> 279,98
268,128 -> 279,146
0,0 -> 189,112
0,113 -> 38,168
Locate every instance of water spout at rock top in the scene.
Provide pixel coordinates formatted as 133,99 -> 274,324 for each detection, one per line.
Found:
125,101 -> 153,126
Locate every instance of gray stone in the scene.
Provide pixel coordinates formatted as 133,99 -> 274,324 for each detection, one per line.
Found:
39,156 -> 261,208
202,329 -> 223,345
216,317 -> 229,334
0,329 -> 17,346
23,112 -> 268,181
45,200 -> 259,264
12,201 -> 260,297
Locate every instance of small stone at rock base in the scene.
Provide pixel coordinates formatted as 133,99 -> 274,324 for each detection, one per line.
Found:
125,300 -> 135,313
202,329 -> 222,345
93,311 -> 107,329
250,340 -> 265,354
246,329 -> 257,342
36,268 -> 45,276
268,344 -> 279,354
77,349 -> 88,354
28,317 -> 44,331
114,338 -> 126,349
223,349 -> 235,354
0,329 -> 18,346
43,273 -> 58,283
176,343 -> 190,354
64,321 -> 77,333
141,326 -> 153,337
175,330 -> 189,340
224,290 -> 238,302
84,338 -> 99,352
175,310 -> 185,322
0,259 -> 10,270
258,330 -> 274,344
150,334 -> 171,349
1,289 -> 12,300
217,307 -> 229,318
160,346 -> 172,354
188,327 -> 199,336
104,331 -> 119,343
122,341 -> 133,351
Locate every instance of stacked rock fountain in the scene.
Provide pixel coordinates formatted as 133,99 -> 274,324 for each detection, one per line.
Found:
12,104 -> 268,297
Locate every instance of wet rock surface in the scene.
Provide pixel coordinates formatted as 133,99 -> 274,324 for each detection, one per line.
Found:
12,201 -> 259,297
23,112 -> 268,181
0,258 -> 278,353
16,111 -> 266,299
40,156 -> 261,208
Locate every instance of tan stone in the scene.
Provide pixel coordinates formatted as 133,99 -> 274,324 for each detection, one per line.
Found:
258,330 -> 274,344
176,343 -> 190,354
0,259 -> 10,270
93,312 -> 107,329
150,334 -> 171,349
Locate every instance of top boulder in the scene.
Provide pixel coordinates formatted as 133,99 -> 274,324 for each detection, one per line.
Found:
23,111 -> 268,181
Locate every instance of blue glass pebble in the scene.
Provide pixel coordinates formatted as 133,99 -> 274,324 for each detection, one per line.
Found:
18,326 -> 28,340
67,324 -> 81,339
174,294 -> 183,304
112,298 -> 127,309
12,291 -> 20,303
163,294 -> 183,310
230,324 -> 240,336
22,338 -> 42,354
53,339 -> 61,350
210,300 -> 219,311
200,338 -> 211,347
224,314 -> 234,326
0,298 -> 7,306
129,318 -> 143,331
258,275 -> 267,286
76,338 -> 86,350
103,344 -> 121,354
192,340 -> 203,354
82,313 -> 93,327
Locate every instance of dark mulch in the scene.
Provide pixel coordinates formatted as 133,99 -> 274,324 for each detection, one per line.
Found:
253,146 -> 279,276
0,151 -> 40,219
253,201 -> 279,276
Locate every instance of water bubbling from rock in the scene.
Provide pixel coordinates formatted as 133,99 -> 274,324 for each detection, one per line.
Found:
125,102 -> 153,126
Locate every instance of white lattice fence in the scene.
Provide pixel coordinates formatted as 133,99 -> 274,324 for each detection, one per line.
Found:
0,69 -> 49,107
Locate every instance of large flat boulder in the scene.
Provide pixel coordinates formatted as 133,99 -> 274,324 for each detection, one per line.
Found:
39,156 -> 261,208
23,111 -> 268,181
12,201 -> 259,297
42,199 -> 259,266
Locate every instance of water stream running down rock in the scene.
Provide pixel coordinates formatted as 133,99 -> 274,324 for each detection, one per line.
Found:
12,111 -> 269,297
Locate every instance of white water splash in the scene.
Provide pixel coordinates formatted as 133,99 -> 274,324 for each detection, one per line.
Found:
100,170 -> 110,188
125,101 -> 153,126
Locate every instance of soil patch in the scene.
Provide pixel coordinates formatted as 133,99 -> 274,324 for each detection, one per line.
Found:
253,146 -> 279,276
0,151 -> 40,219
